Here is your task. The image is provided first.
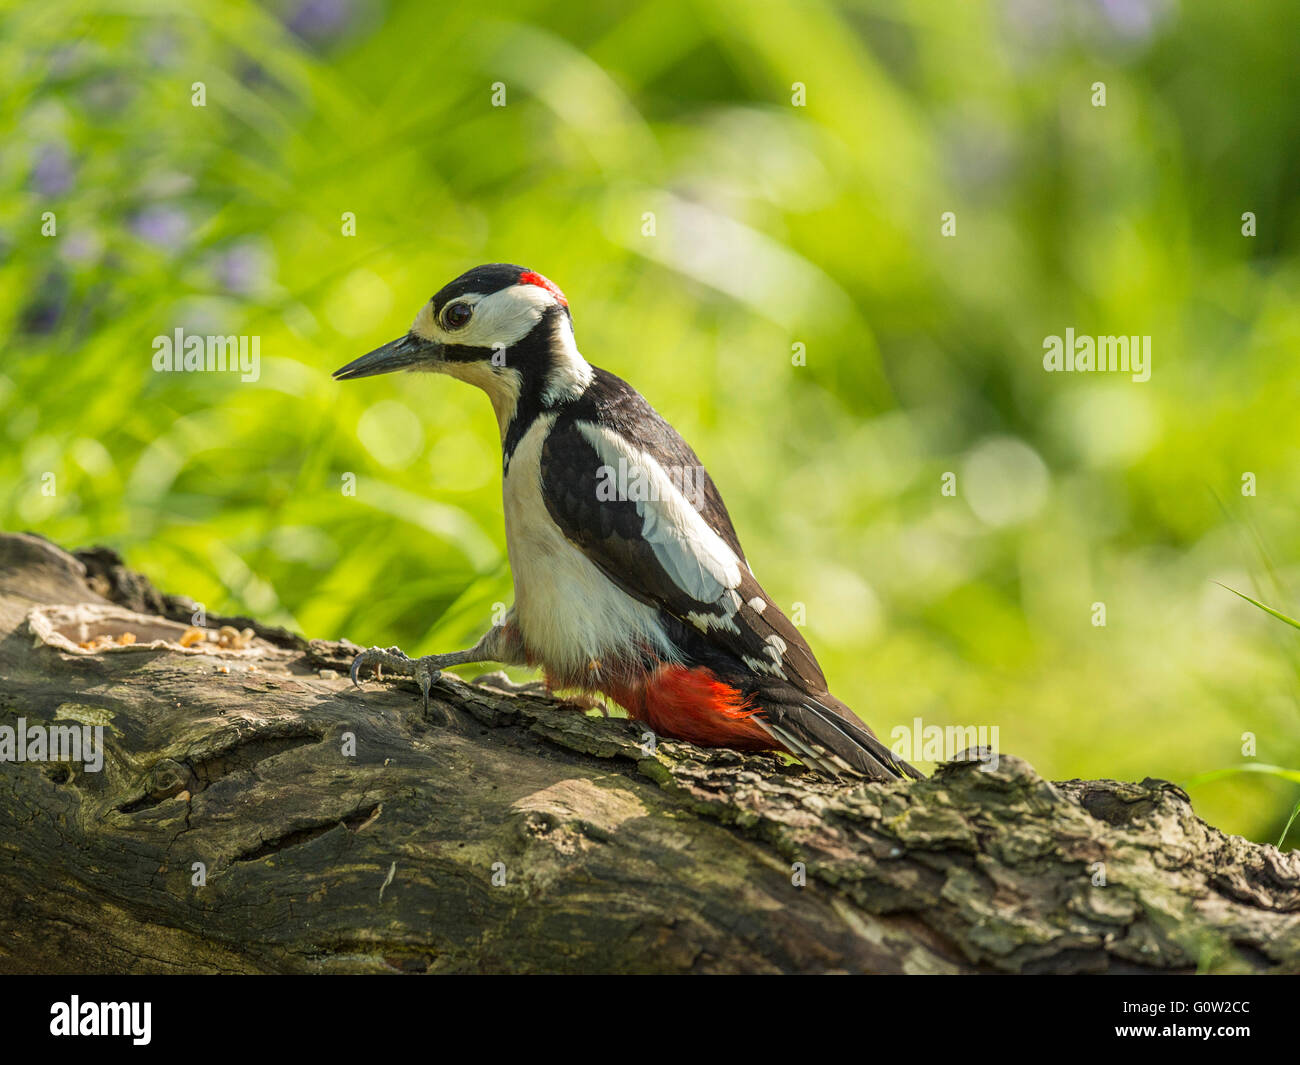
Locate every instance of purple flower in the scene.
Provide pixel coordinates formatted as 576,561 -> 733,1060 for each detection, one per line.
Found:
58,229 -> 104,266
213,241 -> 274,296
1098,0 -> 1161,40
130,205 -> 189,251
21,272 -> 68,334
285,0 -> 354,44
31,144 -> 74,197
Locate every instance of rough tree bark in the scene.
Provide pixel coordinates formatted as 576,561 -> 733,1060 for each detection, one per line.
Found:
0,531 -> 1296,974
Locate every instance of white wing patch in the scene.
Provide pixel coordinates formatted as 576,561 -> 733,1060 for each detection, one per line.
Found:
576,422 -> 744,607
743,654 -> 788,680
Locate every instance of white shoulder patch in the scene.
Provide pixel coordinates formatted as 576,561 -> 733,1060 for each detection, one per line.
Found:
576,422 -> 743,606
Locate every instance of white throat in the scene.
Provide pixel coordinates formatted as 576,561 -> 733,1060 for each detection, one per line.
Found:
436,361 -> 523,438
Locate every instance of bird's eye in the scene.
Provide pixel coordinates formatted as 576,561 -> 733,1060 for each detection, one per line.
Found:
443,302 -> 473,330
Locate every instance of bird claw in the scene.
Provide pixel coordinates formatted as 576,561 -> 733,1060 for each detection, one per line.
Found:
349,645 -> 450,721
414,658 -> 435,716
350,646 -> 412,687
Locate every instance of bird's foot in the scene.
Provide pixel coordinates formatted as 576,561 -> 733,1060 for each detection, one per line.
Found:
558,691 -> 611,717
349,645 -> 463,719
471,671 -> 548,697
471,671 -> 609,716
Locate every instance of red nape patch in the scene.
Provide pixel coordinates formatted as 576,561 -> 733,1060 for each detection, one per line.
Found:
612,666 -> 776,752
517,270 -> 568,306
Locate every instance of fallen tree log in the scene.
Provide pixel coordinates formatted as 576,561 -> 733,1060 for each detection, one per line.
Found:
0,531 -> 1296,974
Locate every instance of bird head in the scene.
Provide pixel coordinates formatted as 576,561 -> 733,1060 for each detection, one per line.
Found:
333,263 -> 591,430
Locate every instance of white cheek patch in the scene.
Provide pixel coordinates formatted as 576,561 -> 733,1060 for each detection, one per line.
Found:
410,300 -> 444,340
412,284 -> 556,350
408,297 -> 526,434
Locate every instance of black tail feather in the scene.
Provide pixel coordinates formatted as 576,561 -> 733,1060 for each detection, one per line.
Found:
755,685 -> 922,781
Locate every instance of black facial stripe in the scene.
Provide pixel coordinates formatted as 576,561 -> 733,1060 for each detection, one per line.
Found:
441,344 -> 491,363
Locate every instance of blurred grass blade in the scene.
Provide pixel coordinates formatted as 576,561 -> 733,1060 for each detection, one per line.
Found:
1279,800 -> 1300,849
1215,583 -> 1300,632
1185,764 -> 1300,787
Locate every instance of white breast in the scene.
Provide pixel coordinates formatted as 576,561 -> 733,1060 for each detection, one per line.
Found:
503,415 -> 678,680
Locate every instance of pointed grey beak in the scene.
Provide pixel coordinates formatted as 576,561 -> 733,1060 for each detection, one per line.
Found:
333,333 -> 442,381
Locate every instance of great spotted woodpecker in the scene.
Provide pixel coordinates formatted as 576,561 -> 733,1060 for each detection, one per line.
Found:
334,264 -> 918,781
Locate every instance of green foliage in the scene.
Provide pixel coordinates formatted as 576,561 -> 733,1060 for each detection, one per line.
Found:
1199,586 -> 1300,846
3,0 -> 1299,845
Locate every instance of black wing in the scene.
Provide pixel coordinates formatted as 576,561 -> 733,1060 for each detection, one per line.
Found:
540,373 -> 825,693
